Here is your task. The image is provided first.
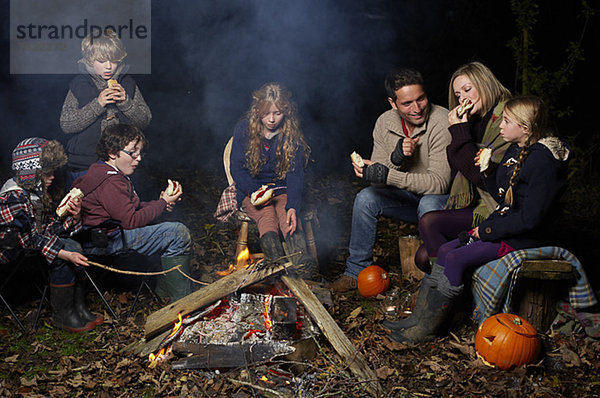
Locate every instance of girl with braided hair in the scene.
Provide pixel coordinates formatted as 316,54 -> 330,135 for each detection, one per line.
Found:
230,82 -> 315,279
386,96 -> 571,343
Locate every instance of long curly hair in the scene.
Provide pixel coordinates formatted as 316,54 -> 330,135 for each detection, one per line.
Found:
448,61 -> 511,116
244,83 -> 310,179
503,96 -> 549,205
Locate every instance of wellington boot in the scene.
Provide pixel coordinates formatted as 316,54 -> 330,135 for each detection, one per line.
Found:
156,255 -> 193,302
50,284 -> 95,333
284,232 -> 317,280
389,270 -> 463,343
74,281 -> 104,326
382,275 -> 435,331
259,231 -> 286,264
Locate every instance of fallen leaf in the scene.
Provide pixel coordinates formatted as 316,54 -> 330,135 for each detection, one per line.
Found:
346,306 -> 362,321
559,345 -> 582,367
20,376 -> 37,387
4,354 -> 19,363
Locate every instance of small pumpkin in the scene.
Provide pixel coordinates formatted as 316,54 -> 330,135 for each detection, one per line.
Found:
475,313 -> 541,370
357,265 -> 390,298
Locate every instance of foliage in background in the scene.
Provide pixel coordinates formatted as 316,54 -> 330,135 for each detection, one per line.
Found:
508,0 -> 596,117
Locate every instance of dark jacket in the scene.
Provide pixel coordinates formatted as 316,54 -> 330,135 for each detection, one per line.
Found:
72,162 -> 165,230
479,137 -> 570,249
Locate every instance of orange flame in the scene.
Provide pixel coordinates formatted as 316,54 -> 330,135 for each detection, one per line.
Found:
148,313 -> 184,368
263,295 -> 272,330
217,247 -> 253,276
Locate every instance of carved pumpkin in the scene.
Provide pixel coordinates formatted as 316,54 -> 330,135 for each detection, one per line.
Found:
475,313 -> 541,370
357,265 -> 390,298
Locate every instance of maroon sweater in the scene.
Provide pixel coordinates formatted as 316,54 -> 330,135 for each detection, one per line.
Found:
72,162 -> 166,229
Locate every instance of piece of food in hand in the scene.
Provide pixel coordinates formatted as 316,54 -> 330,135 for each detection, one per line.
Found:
107,79 -> 118,87
350,151 -> 365,167
56,188 -> 84,217
166,179 -> 181,195
479,147 -> 492,172
457,98 -> 474,118
250,185 -> 274,206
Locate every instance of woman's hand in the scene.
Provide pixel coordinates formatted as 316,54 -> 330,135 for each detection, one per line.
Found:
448,105 -> 468,125
285,208 -> 297,236
57,249 -> 89,267
474,148 -> 484,167
160,185 -> 183,212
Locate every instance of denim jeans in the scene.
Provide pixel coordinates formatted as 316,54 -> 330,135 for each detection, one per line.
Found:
84,222 -> 191,258
49,238 -> 84,285
344,185 -> 448,278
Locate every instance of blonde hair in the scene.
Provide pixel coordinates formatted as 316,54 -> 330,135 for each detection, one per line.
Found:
245,83 -> 310,178
81,30 -> 127,64
503,96 -> 549,205
448,61 -> 511,116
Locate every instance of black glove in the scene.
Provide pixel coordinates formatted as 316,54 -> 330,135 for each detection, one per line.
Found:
363,163 -> 389,184
390,137 -> 407,166
458,230 -> 477,247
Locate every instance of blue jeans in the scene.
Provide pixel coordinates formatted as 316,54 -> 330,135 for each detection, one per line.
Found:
84,222 -> 191,258
50,238 -> 84,285
345,185 -> 448,278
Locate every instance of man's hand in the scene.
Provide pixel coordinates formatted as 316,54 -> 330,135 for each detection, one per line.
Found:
362,163 -> 389,184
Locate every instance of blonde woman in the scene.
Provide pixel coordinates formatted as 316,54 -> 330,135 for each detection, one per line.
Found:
388,96 -> 572,343
229,82 -> 315,279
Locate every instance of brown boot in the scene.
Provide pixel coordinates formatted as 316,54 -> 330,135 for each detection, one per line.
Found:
327,274 -> 357,293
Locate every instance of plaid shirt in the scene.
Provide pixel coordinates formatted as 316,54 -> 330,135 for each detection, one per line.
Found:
472,246 -> 597,324
0,187 -> 82,265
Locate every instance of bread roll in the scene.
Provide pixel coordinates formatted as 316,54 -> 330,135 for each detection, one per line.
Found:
250,185 -> 274,206
166,179 -> 181,195
457,99 -> 474,118
479,147 -> 492,172
56,188 -> 84,217
350,151 -> 365,167
108,79 -> 118,88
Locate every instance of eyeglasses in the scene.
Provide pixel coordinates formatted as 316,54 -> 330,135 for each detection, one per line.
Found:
121,149 -> 143,160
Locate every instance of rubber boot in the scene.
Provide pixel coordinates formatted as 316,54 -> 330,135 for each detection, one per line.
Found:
259,231 -> 286,264
389,265 -> 463,343
284,232 -> 317,280
74,281 -> 104,326
156,255 -> 193,302
382,275 -> 435,331
50,283 -> 95,332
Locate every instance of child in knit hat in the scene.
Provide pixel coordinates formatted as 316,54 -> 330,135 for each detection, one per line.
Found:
1,138 -> 103,332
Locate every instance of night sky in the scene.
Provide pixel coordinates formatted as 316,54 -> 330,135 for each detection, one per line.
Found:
1,0 -> 598,180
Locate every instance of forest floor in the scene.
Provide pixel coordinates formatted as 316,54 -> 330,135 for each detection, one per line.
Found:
1,165 -> 599,397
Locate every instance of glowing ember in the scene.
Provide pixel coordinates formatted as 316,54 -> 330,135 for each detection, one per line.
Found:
263,295 -> 273,330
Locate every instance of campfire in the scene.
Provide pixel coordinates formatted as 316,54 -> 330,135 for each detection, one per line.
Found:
147,250 -> 319,370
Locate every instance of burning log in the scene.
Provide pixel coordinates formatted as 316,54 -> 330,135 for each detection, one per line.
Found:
171,341 -> 295,369
281,274 -> 383,397
144,261 -> 291,338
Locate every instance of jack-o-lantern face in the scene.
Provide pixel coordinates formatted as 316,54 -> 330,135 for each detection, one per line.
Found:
475,313 -> 541,370
357,265 -> 390,298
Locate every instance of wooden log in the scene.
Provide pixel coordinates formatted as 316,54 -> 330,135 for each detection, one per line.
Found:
171,342 -> 295,370
144,262 -> 290,338
281,274 -> 382,397
398,235 -> 424,280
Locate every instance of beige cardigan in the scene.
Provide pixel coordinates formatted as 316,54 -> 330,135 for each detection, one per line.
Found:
370,104 -> 451,195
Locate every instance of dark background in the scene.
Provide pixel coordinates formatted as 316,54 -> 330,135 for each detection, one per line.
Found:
1,0 -> 598,179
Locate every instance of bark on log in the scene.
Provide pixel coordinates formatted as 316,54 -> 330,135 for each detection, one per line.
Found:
144,262 -> 289,338
281,274 -> 382,397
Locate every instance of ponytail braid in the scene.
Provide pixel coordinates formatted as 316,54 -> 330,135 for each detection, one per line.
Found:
504,135 -> 534,206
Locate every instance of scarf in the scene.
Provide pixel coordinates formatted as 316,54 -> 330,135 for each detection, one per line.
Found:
444,100 -> 510,226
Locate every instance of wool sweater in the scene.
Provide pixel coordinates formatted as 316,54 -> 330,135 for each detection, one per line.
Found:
479,137 -> 570,249
72,162 -> 166,230
370,104 -> 451,195
229,119 -> 305,212
60,62 -> 152,171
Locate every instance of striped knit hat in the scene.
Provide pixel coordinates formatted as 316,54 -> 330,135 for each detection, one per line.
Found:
11,138 -> 67,188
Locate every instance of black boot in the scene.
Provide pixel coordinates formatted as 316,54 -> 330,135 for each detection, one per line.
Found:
74,281 -> 104,326
260,231 -> 286,264
382,274 -> 435,331
284,232 -> 317,280
50,283 -> 95,333
389,264 -> 462,343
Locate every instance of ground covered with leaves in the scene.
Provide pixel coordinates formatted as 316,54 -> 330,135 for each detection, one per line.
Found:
1,166 -> 599,397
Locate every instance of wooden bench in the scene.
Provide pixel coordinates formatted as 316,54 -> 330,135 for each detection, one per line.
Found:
511,259 -> 577,332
